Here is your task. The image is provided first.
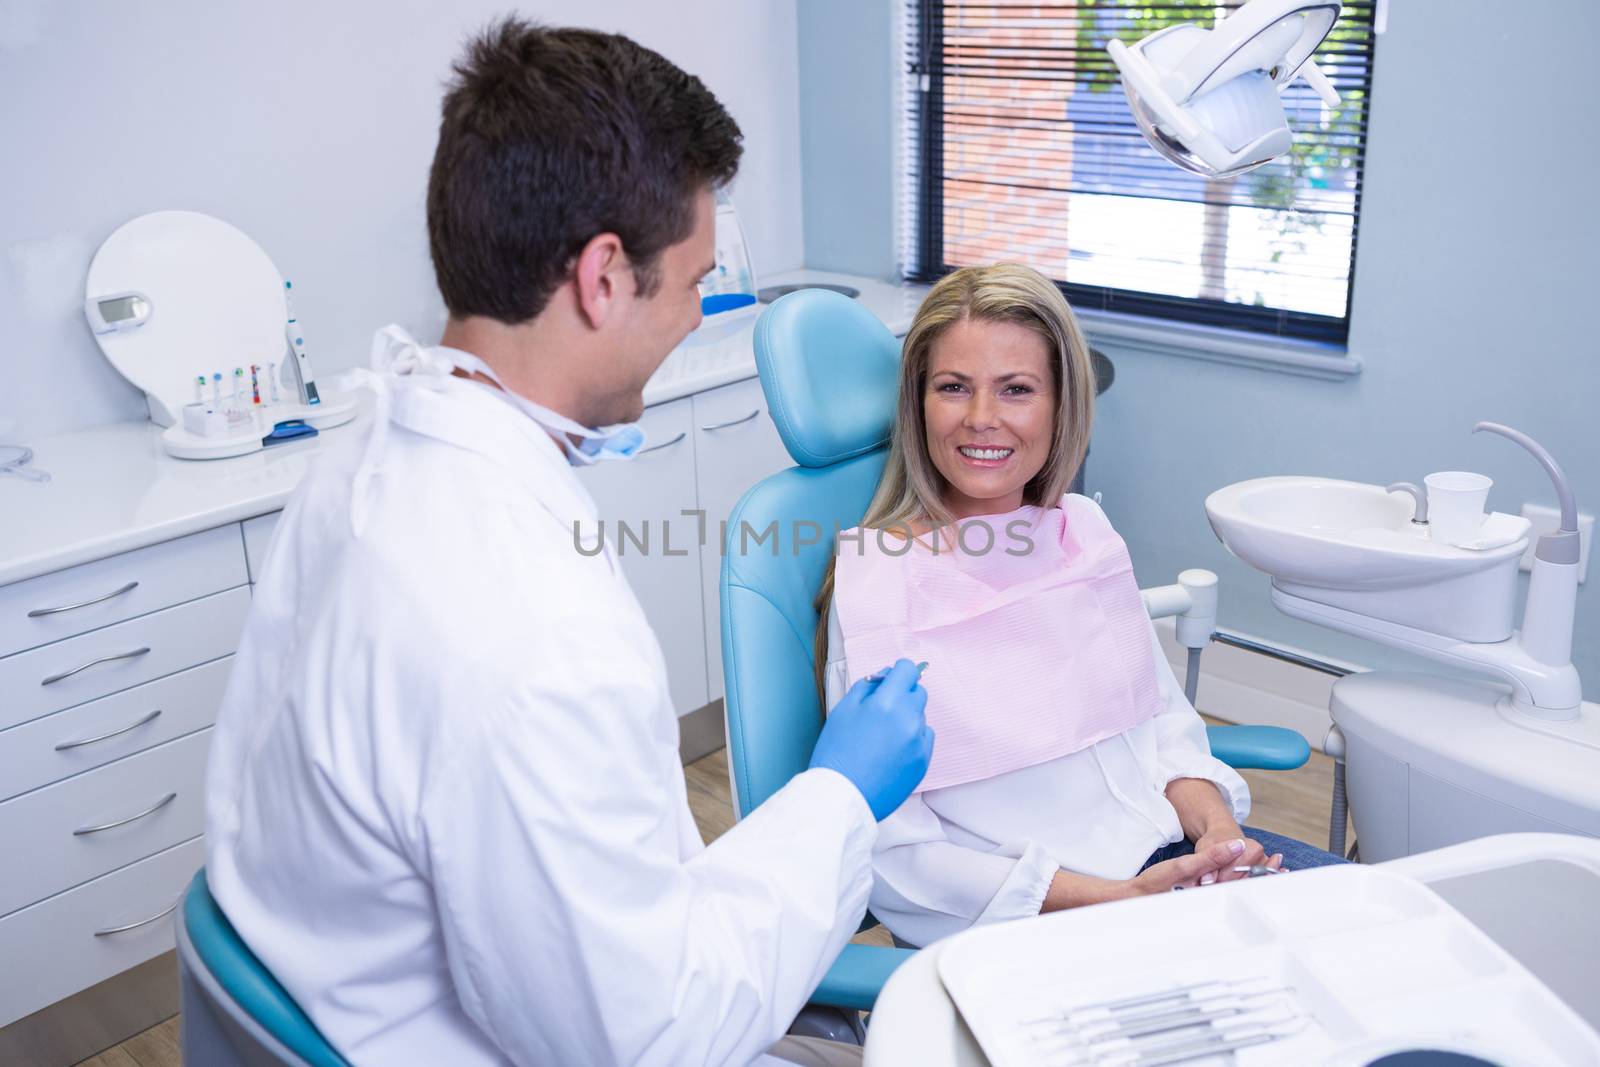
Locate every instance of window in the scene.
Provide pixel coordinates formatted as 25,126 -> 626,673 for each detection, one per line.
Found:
903,1 -> 1379,344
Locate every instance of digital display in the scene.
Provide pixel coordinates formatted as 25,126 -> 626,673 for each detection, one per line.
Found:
99,295 -> 144,323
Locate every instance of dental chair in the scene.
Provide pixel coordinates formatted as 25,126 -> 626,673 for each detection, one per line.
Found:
719,290 -> 1310,1039
176,869 -> 350,1067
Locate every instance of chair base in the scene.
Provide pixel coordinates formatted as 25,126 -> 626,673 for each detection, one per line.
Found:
176,911 -> 316,1067
788,1005 -> 866,1045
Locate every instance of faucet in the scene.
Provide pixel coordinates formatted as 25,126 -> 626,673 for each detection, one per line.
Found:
1385,481 -> 1428,525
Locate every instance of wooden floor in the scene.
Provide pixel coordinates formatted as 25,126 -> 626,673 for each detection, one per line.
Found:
86,728 -> 1348,1065
77,1016 -> 179,1067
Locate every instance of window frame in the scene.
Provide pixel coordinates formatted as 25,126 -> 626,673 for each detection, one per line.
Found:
905,0 -> 1379,355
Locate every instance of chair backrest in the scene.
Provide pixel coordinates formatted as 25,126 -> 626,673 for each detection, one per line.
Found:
721,290 -> 903,818
175,869 -> 351,1067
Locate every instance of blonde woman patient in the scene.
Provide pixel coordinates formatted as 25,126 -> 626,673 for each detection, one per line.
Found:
817,264 -> 1343,949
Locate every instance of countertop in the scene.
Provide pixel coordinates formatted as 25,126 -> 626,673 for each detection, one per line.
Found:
0,269 -> 928,587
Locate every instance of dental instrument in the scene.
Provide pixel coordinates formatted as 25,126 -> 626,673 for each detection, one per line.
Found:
211,372 -> 222,408
232,367 -> 245,410
283,279 -> 322,406
808,657 -> 935,822
250,364 -> 262,406
0,445 -> 51,483
865,661 -> 929,685
1055,1016 -> 1307,1067
1022,977 -> 1287,1024
194,375 -> 207,404
1107,0 -> 1342,179
268,360 -> 280,403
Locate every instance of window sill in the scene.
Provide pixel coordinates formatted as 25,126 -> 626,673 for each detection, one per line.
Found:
1073,307 -> 1363,381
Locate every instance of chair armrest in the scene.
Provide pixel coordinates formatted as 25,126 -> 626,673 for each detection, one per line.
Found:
1206,724 -> 1311,771
809,943 -> 917,1012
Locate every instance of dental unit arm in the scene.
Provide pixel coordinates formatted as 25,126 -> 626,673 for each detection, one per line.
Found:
1142,569 -> 1219,705
1142,569 -> 1219,650
1475,422 -> 1582,712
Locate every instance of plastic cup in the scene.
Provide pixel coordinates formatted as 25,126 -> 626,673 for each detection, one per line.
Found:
1425,471 -> 1491,546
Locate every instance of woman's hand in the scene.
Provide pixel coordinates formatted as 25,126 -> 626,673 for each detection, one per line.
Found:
1164,778 -> 1281,884
1127,838 -> 1248,895
1193,825 -> 1282,883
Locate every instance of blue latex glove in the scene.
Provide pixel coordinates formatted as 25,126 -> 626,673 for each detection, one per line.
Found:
810,658 -> 934,821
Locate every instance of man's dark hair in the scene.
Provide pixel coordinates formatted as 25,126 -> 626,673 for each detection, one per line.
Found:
427,20 -> 743,323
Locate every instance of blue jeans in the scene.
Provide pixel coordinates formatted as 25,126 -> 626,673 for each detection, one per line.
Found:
1139,825 -> 1346,873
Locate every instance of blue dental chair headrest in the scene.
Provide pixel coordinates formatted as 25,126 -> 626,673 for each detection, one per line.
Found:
752,289 -> 902,467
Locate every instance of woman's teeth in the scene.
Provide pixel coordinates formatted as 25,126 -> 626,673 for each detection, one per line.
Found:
959,446 -> 1012,460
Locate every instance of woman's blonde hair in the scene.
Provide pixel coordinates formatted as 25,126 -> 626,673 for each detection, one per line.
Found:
813,263 -> 1097,706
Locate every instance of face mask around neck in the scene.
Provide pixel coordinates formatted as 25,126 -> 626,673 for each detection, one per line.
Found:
371,326 -> 646,466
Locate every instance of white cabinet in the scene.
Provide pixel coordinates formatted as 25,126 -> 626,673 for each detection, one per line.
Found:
0,587 -> 250,732
241,512 -> 281,584
690,377 -> 795,703
577,380 -> 798,716
0,525 -> 246,657
0,838 -> 203,1033
0,657 -> 229,804
0,729 -> 211,918
576,397 -> 711,717
0,529 -> 248,1032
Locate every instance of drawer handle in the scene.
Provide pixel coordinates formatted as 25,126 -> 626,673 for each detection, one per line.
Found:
55,709 -> 164,752
638,431 -> 687,455
41,647 -> 151,687
699,409 -> 761,432
93,896 -> 181,937
73,792 -> 177,836
27,581 -> 140,619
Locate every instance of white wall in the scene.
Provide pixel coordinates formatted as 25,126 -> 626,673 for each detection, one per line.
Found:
0,0 -> 804,442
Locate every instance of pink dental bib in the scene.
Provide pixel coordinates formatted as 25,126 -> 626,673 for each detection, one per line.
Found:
833,495 -> 1162,793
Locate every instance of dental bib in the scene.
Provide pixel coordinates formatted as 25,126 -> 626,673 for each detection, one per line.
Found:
833,495 -> 1162,793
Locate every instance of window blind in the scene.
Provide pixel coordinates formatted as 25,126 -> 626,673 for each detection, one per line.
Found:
902,1 -> 1379,343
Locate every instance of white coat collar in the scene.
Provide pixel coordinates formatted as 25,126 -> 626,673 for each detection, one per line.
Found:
387,374 -> 603,537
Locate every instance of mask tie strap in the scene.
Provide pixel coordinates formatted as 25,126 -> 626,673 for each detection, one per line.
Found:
348,325 -> 454,537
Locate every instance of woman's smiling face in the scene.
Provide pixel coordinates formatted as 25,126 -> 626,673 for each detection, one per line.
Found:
923,316 -> 1057,519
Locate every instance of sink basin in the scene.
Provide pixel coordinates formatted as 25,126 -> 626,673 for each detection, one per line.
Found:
1206,477 -> 1530,642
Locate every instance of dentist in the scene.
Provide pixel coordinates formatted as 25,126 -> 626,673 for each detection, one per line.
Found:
204,20 -> 931,1067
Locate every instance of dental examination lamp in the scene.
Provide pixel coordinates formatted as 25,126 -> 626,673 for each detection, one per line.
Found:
1107,0 -> 1342,179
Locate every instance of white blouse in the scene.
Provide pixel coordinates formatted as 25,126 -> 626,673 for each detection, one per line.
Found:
824,600 -> 1250,948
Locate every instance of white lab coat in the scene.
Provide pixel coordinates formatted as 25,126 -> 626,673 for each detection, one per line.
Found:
206,371 -> 876,1066
824,599 -> 1249,948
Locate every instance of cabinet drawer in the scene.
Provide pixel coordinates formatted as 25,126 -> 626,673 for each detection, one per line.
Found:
0,585 -> 248,732
0,729 -> 211,917
242,512 -> 281,583
0,836 -> 203,1028
0,657 -> 231,803
0,525 -> 247,657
